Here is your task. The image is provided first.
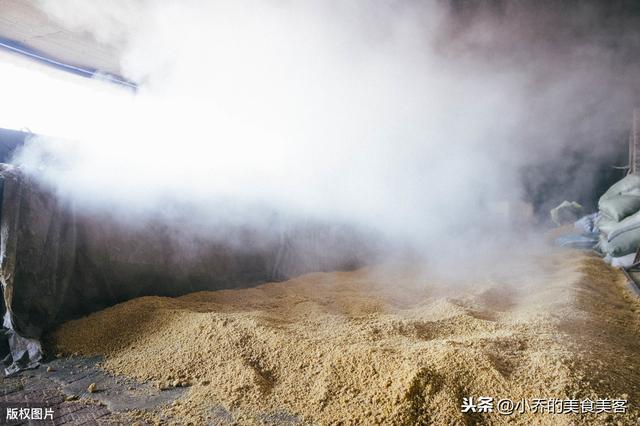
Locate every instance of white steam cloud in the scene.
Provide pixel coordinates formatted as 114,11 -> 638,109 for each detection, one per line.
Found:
6,0 -> 638,261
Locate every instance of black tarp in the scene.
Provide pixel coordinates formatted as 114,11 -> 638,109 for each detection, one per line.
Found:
0,165 -> 375,374
1,165 -> 77,373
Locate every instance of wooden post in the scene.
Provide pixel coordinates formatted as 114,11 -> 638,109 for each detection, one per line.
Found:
631,108 -> 640,175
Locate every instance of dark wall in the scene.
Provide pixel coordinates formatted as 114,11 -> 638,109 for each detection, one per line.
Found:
521,138 -> 628,219
441,0 -> 640,219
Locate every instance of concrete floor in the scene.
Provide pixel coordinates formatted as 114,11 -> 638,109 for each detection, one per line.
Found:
1,355 -> 185,425
1,354 -> 307,425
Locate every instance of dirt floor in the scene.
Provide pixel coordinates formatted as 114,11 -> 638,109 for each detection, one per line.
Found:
49,248 -> 640,425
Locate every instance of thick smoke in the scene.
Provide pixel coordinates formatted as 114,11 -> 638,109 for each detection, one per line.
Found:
10,0 -> 640,265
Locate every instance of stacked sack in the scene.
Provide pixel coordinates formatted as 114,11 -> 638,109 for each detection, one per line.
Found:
597,174 -> 640,258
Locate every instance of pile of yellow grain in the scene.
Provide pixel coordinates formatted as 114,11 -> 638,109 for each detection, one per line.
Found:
51,248 -> 640,425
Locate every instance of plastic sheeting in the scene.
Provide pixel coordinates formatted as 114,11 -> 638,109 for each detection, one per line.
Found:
574,212 -> 599,235
550,200 -> 582,226
554,233 -> 599,250
0,165 -> 376,374
0,165 -> 75,374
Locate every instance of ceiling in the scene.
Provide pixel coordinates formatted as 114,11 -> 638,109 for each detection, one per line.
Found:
0,0 -> 123,77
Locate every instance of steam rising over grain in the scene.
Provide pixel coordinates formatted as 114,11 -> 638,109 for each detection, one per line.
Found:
8,0 -> 640,263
